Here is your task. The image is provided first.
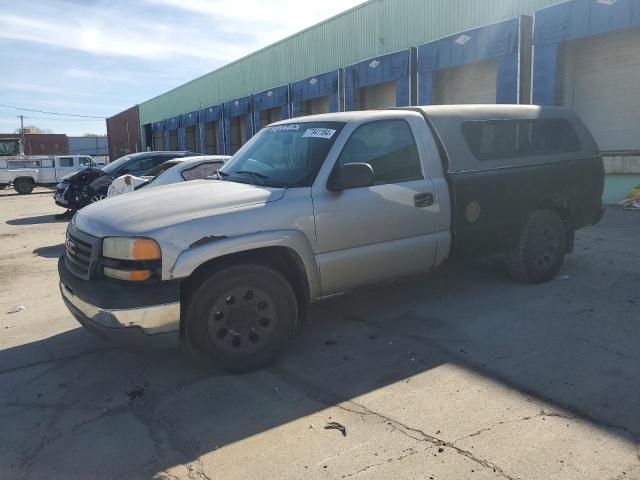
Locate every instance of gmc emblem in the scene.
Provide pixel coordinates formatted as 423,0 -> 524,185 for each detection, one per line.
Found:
65,238 -> 76,257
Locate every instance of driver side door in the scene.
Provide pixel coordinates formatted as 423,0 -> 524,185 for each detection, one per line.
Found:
312,119 -> 439,295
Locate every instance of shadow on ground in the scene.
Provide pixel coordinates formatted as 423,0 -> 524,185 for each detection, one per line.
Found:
33,244 -> 65,258
6,214 -> 68,226
0,209 -> 638,478
0,189 -> 55,198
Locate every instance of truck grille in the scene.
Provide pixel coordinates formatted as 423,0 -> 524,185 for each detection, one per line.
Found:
65,227 -> 99,279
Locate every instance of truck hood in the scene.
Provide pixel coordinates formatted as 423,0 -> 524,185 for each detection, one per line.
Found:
75,180 -> 286,236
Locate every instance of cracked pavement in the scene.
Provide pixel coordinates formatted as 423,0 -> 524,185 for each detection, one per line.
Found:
1,188 -> 639,479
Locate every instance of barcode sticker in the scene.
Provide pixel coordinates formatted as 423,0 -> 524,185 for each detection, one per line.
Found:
270,125 -> 300,132
302,128 -> 337,139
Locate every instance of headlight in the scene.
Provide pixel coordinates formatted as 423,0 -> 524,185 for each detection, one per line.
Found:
102,237 -> 161,261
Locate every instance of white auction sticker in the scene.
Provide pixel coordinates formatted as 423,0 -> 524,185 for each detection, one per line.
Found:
270,124 -> 300,132
302,128 -> 337,139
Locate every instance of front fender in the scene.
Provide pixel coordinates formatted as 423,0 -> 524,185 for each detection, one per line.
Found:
169,229 -> 321,300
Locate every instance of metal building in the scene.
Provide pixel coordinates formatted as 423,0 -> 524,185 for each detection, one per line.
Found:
179,111 -> 199,152
138,0 -> 559,138
253,85 -> 290,132
199,105 -> 225,154
344,49 -> 415,111
532,0 -> 640,203
106,106 -> 141,161
418,17 -> 533,105
119,0 -> 640,202
67,136 -> 109,163
224,96 -> 254,154
291,70 -> 341,116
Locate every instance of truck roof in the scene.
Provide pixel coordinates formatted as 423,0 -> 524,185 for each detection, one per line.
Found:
272,105 -> 600,173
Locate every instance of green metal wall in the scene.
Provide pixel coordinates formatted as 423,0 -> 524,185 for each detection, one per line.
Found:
139,0 -> 561,126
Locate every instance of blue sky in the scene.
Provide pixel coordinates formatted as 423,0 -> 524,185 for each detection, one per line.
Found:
0,0 -> 364,136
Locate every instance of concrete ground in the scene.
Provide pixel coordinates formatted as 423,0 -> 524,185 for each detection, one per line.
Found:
0,186 -> 639,480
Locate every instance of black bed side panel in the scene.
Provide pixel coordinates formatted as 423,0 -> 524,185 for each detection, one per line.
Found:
448,156 -> 604,257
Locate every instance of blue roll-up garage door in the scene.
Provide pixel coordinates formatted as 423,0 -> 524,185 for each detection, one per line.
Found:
344,50 -> 413,111
418,17 -> 528,105
253,85 -> 289,132
533,0 -> 640,153
152,121 -> 164,151
198,105 -> 225,155
179,111 -> 199,152
291,70 -> 341,117
224,96 -> 253,154
164,116 -> 180,151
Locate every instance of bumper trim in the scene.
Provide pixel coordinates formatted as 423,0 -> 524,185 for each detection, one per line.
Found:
60,281 -> 180,335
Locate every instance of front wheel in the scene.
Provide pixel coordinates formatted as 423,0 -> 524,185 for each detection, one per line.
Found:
506,210 -> 567,284
14,179 -> 34,194
184,264 -> 298,372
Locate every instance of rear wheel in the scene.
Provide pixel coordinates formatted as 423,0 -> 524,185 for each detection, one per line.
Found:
14,178 -> 34,194
185,264 -> 298,372
506,210 -> 567,284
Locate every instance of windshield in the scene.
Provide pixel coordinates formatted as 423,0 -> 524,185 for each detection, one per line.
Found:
219,121 -> 345,187
101,154 -> 135,175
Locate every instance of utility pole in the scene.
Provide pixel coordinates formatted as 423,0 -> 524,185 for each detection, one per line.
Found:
19,115 -> 25,155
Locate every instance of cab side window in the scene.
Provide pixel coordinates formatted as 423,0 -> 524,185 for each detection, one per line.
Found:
79,157 -> 93,167
58,157 -> 74,167
337,120 -> 422,185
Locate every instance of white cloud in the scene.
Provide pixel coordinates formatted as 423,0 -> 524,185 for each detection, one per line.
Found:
0,1 -> 365,63
0,13 -> 229,61
145,0 -> 365,32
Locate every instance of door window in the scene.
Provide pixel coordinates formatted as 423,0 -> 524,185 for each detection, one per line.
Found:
123,156 -> 156,175
337,120 -> 422,185
181,161 -> 224,181
58,157 -> 74,167
79,157 -> 93,167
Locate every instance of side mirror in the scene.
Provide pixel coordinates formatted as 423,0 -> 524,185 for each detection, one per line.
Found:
328,162 -> 375,191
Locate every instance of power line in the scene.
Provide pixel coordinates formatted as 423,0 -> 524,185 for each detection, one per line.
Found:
19,115 -> 105,122
0,104 -> 106,119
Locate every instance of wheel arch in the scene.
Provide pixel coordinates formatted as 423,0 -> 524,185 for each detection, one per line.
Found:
12,176 -> 35,185
173,230 -> 320,321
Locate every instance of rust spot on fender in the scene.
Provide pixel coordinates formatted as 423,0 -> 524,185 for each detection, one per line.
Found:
189,235 -> 227,249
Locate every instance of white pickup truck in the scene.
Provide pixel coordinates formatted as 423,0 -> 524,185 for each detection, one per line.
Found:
0,155 -> 97,194
58,106 -> 604,372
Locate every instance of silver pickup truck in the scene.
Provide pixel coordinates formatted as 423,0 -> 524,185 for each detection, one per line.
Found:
58,105 -> 604,371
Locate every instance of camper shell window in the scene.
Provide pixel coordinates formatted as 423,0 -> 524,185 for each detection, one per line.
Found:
462,119 -> 582,162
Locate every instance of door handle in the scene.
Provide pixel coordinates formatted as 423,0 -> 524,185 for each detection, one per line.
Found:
414,192 -> 434,208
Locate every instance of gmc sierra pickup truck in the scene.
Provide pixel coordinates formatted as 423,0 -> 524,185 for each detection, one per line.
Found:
58,105 -> 604,371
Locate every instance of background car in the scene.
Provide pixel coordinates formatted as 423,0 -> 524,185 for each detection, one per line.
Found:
54,151 -> 194,213
107,155 -> 230,197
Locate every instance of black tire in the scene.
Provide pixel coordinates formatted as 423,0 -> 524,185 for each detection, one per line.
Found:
184,264 -> 298,372
506,210 -> 567,284
14,178 -> 34,195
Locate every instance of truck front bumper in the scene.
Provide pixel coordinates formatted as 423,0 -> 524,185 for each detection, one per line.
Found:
58,256 -> 180,350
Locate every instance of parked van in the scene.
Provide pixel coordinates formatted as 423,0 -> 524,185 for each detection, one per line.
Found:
0,155 -> 97,194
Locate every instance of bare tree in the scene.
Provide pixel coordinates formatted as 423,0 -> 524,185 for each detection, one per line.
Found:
14,125 -> 53,134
